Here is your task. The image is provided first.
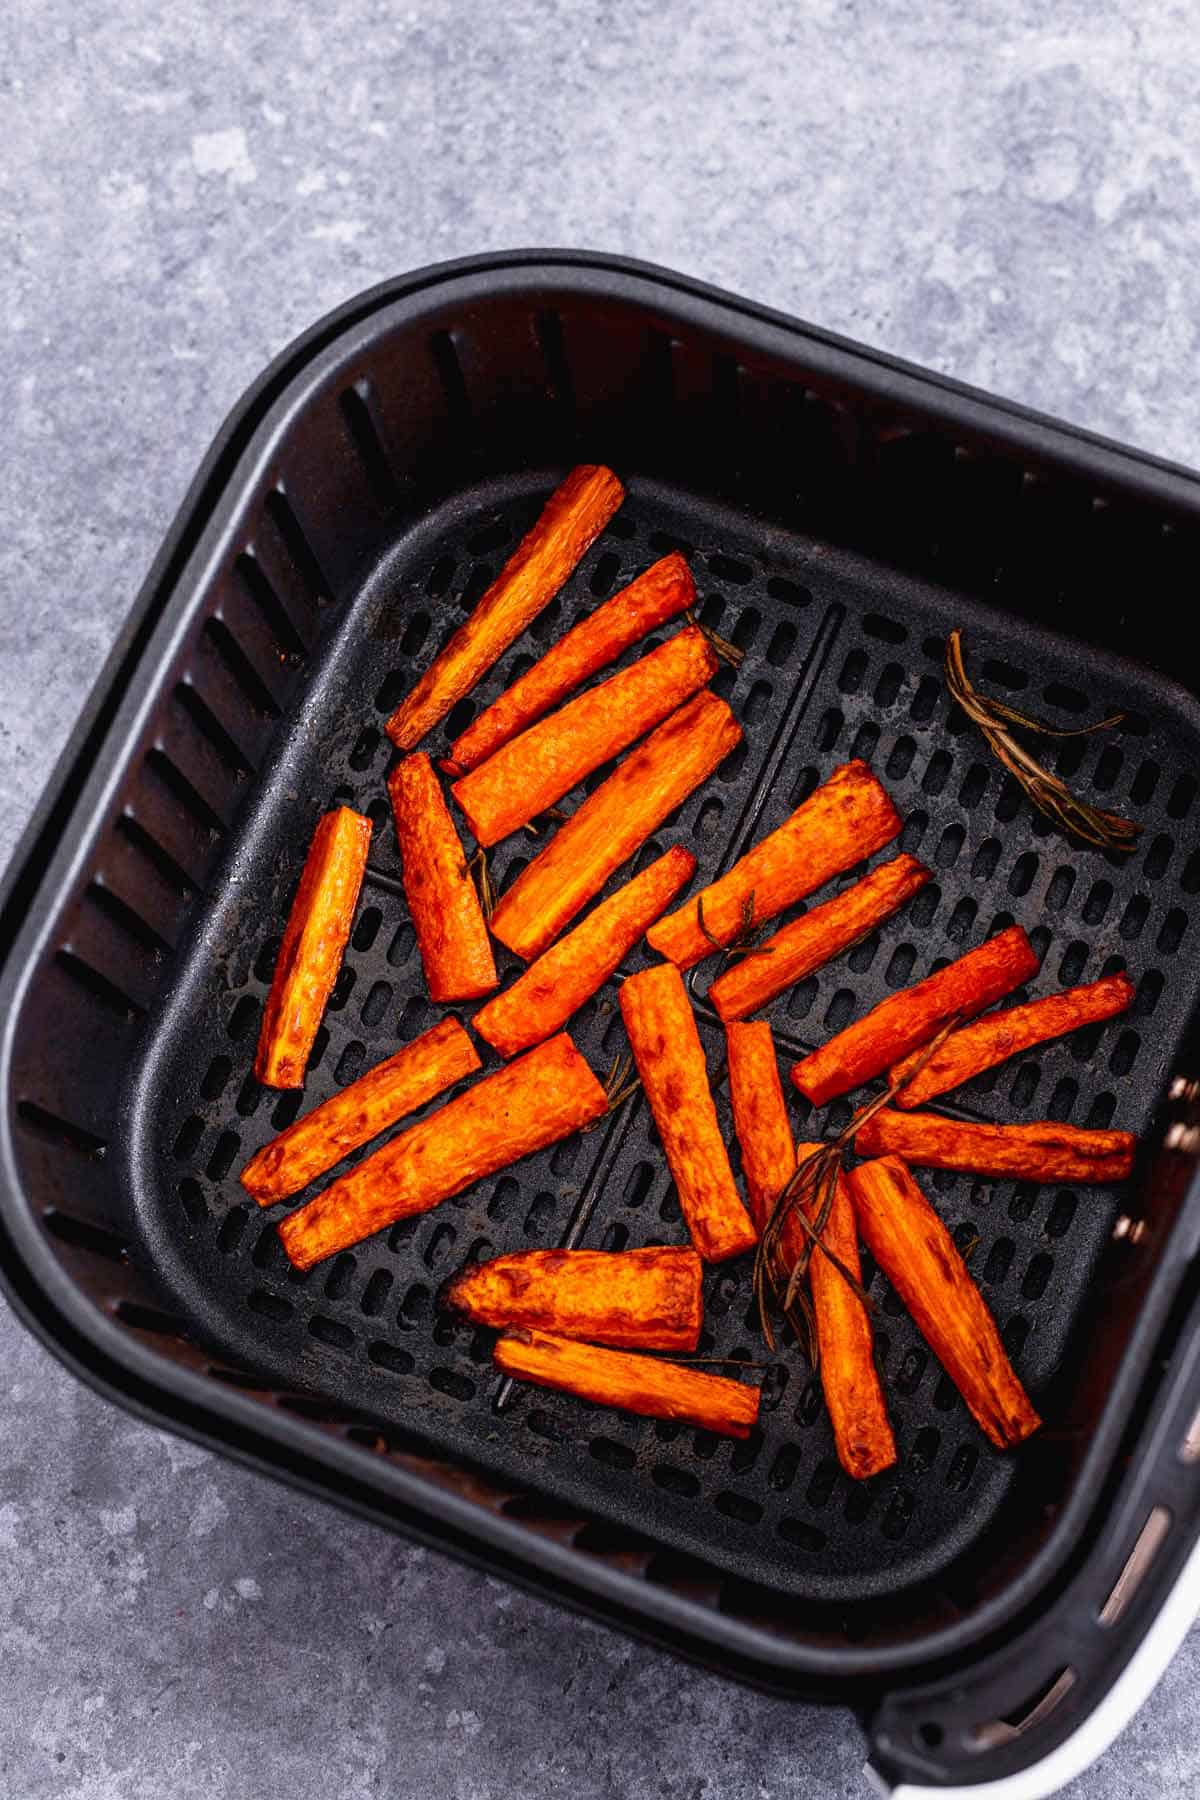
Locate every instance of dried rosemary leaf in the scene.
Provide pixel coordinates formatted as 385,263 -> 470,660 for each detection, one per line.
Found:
944,630 -> 1140,854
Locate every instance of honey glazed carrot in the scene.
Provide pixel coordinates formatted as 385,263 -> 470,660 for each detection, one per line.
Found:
724,1021 -> 895,1479
493,1328 -> 761,1439
854,1109 -> 1137,1184
387,465 -> 624,751
847,1156 -> 1041,1450
619,963 -> 757,1263
709,853 -> 932,1023
447,552 -> 696,774
791,924 -> 1040,1107
443,1246 -> 704,1351
254,806 -> 372,1089
724,1020 -> 794,1234
799,1147 -> 897,1480
388,752 -> 498,1002
889,973 -> 1136,1108
647,760 -> 902,970
473,845 -> 696,1058
241,1017 -> 481,1204
451,625 -> 719,846
489,689 -> 742,962
278,1034 -> 607,1270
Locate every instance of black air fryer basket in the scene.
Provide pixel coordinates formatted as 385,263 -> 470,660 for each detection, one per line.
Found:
3,253 -> 1200,1794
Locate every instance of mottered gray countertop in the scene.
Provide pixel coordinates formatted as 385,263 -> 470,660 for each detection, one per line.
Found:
3,2 -> 1200,1794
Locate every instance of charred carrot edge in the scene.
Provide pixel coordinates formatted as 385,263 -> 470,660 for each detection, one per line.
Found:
241,1018 -> 481,1204
448,553 -> 697,773
798,1144 -> 897,1481
847,1156 -> 1041,1449
620,963 -> 756,1264
647,760 -> 902,971
387,465 -> 624,750
889,973 -> 1136,1108
490,689 -> 742,962
791,925 -> 1039,1107
452,627 -> 718,846
443,1246 -> 704,1351
473,846 -> 696,1058
494,1328 -> 761,1439
854,1110 -> 1137,1183
710,854 -> 932,1023
254,807 -> 372,1089
389,752 -> 498,1002
725,1020 -> 794,1235
278,1034 -> 607,1270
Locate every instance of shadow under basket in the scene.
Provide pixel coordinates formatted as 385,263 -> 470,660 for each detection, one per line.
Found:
4,253 -> 1200,1793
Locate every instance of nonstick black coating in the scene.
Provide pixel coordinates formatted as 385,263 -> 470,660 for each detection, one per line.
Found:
128,468 -> 1200,1602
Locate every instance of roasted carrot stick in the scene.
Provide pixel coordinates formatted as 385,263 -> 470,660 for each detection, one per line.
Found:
388,752 -> 498,1002
791,925 -> 1039,1107
854,1110 -> 1136,1183
447,553 -> 696,773
241,1018 -> 481,1204
847,1156 -> 1041,1449
387,465 -> 624,751
254,807 -> 372,1089
800,1147 -> 898,1480
278,1034 -> 607,1270
724,1019 -> 794,1234
620,963 -> 757,1263
490,689 -> 742,961
723,1022 -> 895,1476
709,854 -> 932,1022
443,1246 -> 704,1351
451,627 -> 718,846
473,846 -> 696,1058
647,760 -> 902,970
889,973 -> 1136,1108
494,1328 -> 761,1438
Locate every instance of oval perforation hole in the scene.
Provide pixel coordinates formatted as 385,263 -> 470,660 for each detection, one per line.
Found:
524,1191 -> 556,1236
909,676 -> 940,724
837,649 -> 868,694
1119,893 -> 1150,940
766,620 -> 798,666
766,575 -> 811,607
228,994 -> 259,1041
972,838 -> 1001,880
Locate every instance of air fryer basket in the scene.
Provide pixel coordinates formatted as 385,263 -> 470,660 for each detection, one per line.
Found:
3,254 -> 1200,1789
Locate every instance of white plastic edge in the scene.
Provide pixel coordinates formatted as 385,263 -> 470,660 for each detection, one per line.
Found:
867,1528 -> 1200,1800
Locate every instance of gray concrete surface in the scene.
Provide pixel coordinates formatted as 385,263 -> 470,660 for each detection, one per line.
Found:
3,1 -> 1200,1794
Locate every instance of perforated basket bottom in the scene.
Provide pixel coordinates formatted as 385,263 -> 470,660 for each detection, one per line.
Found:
128,473 -> 1200,1602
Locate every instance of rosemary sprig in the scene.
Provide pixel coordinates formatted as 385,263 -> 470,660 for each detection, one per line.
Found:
686,608 -> 745,669
469,847 -> 495,921
583,1052 -> 641,1131
944,630 -> 1140,854
696,890 -> 776,963
753,1021 -> 960,1361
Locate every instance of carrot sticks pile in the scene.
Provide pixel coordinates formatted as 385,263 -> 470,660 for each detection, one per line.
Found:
225,461 -> 1144,1489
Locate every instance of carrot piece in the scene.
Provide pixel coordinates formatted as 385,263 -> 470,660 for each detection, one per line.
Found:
447,553 -> 696,773
646,760 -> 902,970
278,1034 -> 607,1270
494,1328 -> 761,1438
889,973 -> 1136,1108
854,1110 -> 1136,1183
723,1022 -> 895,1477
443,1246 -> 703,1351
847,1156 -> 1041,1449
791,925 -> 1039,1107
241,1018 -> 481,1204
620,963 -> 756,1263
489,689 -> 742,961
452,627 -> 718,846
386,465 -> 624,750
388,752 -> 498,1002
254,807 -> 372,1089
800,1147 -> 898,1480
724,1020 -> 794,1234
473,846 -> 696,1058
709,854 -> 932,1023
